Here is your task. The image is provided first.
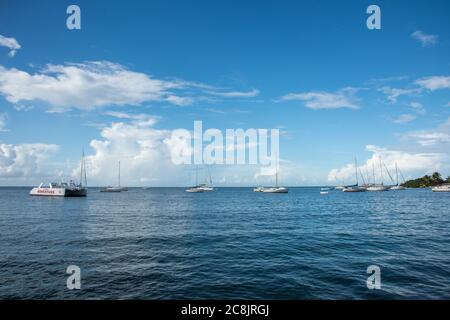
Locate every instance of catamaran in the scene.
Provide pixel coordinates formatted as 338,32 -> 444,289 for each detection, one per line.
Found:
30,151 -> 88,197
343,158 -> 366,192
101,161 -> 128,192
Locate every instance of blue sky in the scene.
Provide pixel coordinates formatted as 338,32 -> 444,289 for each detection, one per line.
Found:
0,0 -> 450,186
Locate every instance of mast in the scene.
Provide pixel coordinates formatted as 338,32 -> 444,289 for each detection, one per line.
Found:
395,162 -> 399,186
206,165 -> 212,186
118,161 -> 121,187
275,153 -> 279,187
379,157 -> 384,185
79,150 -> 83,187
84,156 -> 87,187
195,165 -> 198,186
354,157 -> 359,186
372,162 -> 376,185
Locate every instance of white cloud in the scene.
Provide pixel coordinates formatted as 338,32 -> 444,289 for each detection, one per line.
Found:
404,117 -> 450,147
208,88 -> 260,98
409,101 -> 426,115
79,120 -> 186,186
411,30 -> 438,47
393,113 -> 416,124
415,76 -> 450,91
379,86 -> 421,103
0,34 -> 21,57
280,88 -> 359,110
0,113 -> 8,132
327,145 -> 445,183
0,143 -> 59,179
0,61 -> 260,112
103,111 -> 158,127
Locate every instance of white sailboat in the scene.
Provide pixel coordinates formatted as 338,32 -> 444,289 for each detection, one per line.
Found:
366,159 -> 389,192
30,151 -> 88,197
343,158 -> 366,192
258,154 -> 288,193
390,162 -> 406,190
186,165 -> 212,192
101,161 -> 128,192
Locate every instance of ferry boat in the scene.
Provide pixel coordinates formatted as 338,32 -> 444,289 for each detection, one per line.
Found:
30,151 -> 88,197
431,184 -> 450,192
30,181 -> 87,197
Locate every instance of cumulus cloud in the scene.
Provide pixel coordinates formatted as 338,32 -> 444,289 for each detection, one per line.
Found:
411,30 -> 438,47
280,87 -> 359,109
78,119 -> 186,186
0,34 -> 21,57
0,61 -> 260,112
0,143 -> 59,179
327,145 -> 445,183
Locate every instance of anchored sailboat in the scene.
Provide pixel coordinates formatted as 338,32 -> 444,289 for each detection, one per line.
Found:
390,162 -> 406,190
186,165 -> 215,192
343,158 -> 366,192
255,154 -> 288,193
366,158 -> 389,192
101,161 -> 128,192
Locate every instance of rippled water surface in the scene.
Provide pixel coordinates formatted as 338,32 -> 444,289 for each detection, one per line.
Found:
0,187 -> 449,299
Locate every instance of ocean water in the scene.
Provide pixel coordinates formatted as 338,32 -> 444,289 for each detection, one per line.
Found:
0,187 -> 449,299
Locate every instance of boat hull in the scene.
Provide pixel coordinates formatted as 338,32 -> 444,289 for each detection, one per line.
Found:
260,187 -> 289,193
432,186 -> 450,192
30,187 -> 87,197
343,187 -> 366,192
367,186 -> 389,192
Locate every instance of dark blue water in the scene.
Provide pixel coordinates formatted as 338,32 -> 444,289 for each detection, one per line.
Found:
0,187 -> 449,299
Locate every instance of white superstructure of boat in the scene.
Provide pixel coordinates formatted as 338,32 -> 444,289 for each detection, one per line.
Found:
431,184 -> 450,192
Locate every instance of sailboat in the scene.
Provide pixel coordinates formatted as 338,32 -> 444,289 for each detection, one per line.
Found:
100,161 -> 128,192
198,165 -> 215,191
390,162 -> 406,190
30,151 -> 88,197
366,158 -> 389,191
257,154 -> 288,193
343,158 -> 366,192
186,165 -> 211,192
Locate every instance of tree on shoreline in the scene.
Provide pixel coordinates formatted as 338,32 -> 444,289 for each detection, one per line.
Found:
402,172 -> 445,188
